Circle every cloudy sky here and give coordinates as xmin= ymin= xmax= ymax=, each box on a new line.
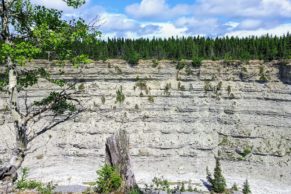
xmin=32 ymin=0 xmax=291 ymax=38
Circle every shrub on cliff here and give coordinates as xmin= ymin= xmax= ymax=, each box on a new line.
xmin=95 ymin=165 xmax=122 ymax=194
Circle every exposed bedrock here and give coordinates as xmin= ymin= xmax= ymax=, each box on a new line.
xmin=0 ymin=59 xmax=290 ymax=193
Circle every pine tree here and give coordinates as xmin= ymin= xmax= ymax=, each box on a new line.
xmin=242 ymin=179 xmax=251 ymax=194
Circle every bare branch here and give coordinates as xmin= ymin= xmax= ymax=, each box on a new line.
xmin=28 ymin=109 xmax=83 ymax=143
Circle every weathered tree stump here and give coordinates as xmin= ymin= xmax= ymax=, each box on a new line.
xmin=105 ymin=129 xmax=137 ymax=192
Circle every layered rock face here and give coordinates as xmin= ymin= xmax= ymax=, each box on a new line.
xmin=0 ymin=60 xmax=291 ymax=193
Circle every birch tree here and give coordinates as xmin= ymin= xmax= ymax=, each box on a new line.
xmin=0 ymin=0 xmax=99 ymax=187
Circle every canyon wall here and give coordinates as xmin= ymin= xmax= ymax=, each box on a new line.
xmin=0 ymin=59 xmax=291 ymax=193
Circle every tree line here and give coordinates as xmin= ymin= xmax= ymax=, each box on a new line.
xmin=34 ymin=34 xmax=290 ymax=61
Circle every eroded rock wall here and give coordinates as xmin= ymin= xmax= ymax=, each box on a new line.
xmin=0 ymin=60 xmax=291 ymax=193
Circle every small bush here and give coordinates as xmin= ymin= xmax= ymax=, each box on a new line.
xmin=135 ymin=80 xmax=147 ymax=91
xmin=152 ymin=177 xmax=170 ymax=193
xmin=239 ymin=146 xmax=253 ymax=157
xmin=128 ymin=186 xmax=142 ymax=194
xmin=192 ymin=57 xmax=202 ymax=68
xmin=204 ymin=81 xmax=213 ymax=93
xmin=242 ymin=179 xmax=251 ymax=194
xmin=101 ymin=96 xmax=106 ymax=104
xmin=116 ymin=87 xmax=125 ymax=104
xmin=185 ymin=65 xmax=192 ymax=75
xmin=16 ymin=168 xmax=55 ymax=194
xmin=148 ymin=96 xmax=154 ymax=103
xmin=114 ymin=66 xmax=122 ymax=74
xmin=152 ymin=59 xmax=159 ymax=68
xmin=176 ymin=60 xmax=187 ymax=70
xmin=125 ymin=51 xmax=140 ymax=65
xmin=231 ymin=183 xmax=239 ymax=191
xmin=164 ymin=83 xmax=171 ymax=96
xmin=78 ymin=83 xmax=85 ymax=91
xmin=95 ymin=165 xmax=122 ymax=194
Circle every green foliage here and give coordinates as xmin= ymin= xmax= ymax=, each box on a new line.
xmin=164 ymin=83 xmax=171 ymax=96
xmin=95 ymin=165 xmax=122 ymax=194
xmin=0 ymin=71 xmax=9 ymax=91
xmin=207 ymin=158 xmax=226 ymax=193
xmin=135 ymin=80 xmax=147 ymax=91
xmin=86 ymin=34 xmax=290 ymax=61
xmin=192 ymin=57 xmax=202 ymax=68
xmin=72 ymin=54 xmax=92 ymax=67
xmin=152 ymin=59 xmax=159 ymax=68
xmin=204 ymin=81 xmax=213 ymax=93
xmin=242 ymin=179 xmax=251 ymax=194
xmin=231 ymin=183 xmax=239 ymax=191
xmin=125 ymin=51 xmax=140 ymax=65
xmin=185 ymin=65 xmax=193 ymax=75
xmin=34 ymin=92 xmax=76 ymax=114
xmin=176 ymin=60 xmax=187 ymax=70
xmin=128 ymin=186 xmax=143 ymax=194
xmin=148 ymin=96 xmax=155 ymax=103
xmin=239 ymin=146 xmax=253 ymax=157
xmin=78 ymin=83 xmax=85 ymax=91
xmin=178 ymin=82 xmax=185 ymax=91
xmin=16 ymin=168 xmax=55 ymax=194
xmin=151 ymin=177 xmax=170 ymax=193
xmin=101 ymin=96 xmax=106 ymax=104
xmin=180 ymin=182 xmax=186 ymax=192
xmin=116 ymin=87 xmax=125 ymax=104
xmin=258 ymin=66 xmax=269 ymax=82
xmin=217 ymin=81 xmax=222 ymax=91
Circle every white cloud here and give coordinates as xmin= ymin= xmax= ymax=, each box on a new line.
xmin=225 ymin=23 xmax=291 ymax=37
xmin=125 ymin=0 xmax=191 ymax=19
xmin=175 ymin=17 xmax=221 ymax=36
xmin=224 ymin=21 xmax=240 ymax=30
xmin=100 ymin=13 xmax=138 ymax=32
xmin=238 ymin=19 xmax=262 ymax=30
xmin=31 ymin=0 xmax=76 ymax=11
xmin=194 ymin=0 xmax=291 ymax=18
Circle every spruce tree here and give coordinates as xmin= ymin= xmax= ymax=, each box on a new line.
xmin=206 ymin=158 xmax=226 ymax=193
xmin=242 ymin=179 xmax=251 ymax=194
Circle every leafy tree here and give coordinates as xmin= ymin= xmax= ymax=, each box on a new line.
xmin=0 ymin=0 xmax=99 ymax=186
xmin=242 ymin=179 xmax=251 ymax=194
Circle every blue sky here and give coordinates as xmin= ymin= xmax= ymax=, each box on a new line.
xmin=32 ymin=0 xmax=291 ymax=38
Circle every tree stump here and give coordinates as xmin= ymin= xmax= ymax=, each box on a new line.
xmin=105 ymin=129 xmax=137 ymax=192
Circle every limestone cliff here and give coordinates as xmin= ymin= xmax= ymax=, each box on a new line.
xmin=0 ymin=59 xmax=290 ymax=193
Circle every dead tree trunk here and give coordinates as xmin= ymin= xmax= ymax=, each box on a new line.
xmin=105 ymin=129 xmax=137 ymax=192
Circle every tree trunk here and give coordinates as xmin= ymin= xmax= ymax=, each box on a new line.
xmin=0 ymin=3 xmax=28 ymax=185
xmin=105 ymin=129 xmax=137 ymax=192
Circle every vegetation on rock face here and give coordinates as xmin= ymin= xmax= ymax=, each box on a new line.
xmin=116 ymin=87 xmax=125 ymax=104
xmin=192 ymin=57 xmax=202 ymax=68
xmin=95 ymin=165 xmax=122 ymax=194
